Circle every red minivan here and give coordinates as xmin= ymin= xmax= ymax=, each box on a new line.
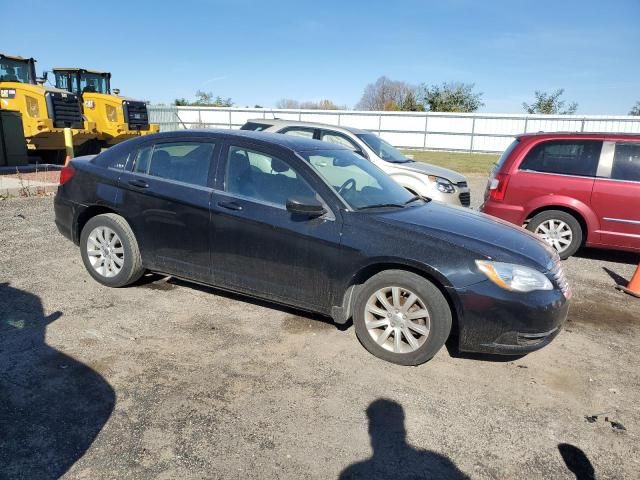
xmin=481 ymin=133 xmax=640 ymax=259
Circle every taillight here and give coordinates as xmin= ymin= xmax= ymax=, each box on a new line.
xmin=488 ymin=173 xmax=510 ymax=201
xmin=59 ymin=165 xmax=76 ymax=185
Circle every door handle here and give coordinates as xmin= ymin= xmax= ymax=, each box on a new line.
xmin=128 ymin=179 xmax=149 ymax=189
xmin=217 ymin=200 xmax=243 ymax=211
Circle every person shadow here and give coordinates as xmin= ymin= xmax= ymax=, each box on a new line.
xmin=0 ymin=282 xmax=115 ymax=479
xmin=558 ymin=443 xmax=596 ymax=480
xmin=339 ymin=399 xmax=469 ymax=480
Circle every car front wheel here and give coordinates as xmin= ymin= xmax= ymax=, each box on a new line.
xmin=80 ymin=213 xmax=144 ymax=287
xmin=353 ymin=270 xmax=452 ymax=366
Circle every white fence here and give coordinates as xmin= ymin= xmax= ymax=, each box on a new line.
xmin=148 ymin=106 xmax=640 ymax=154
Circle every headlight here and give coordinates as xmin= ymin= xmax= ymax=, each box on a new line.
xmin=25 ymin=96 xmax=40 ymax=118
xmin=475 ymin=260 xmax=553 ymax=292
xmin=428 ymin=175 xmax=455 ymax=194
xmin=105 ymin=104 xmax=118 ymax=122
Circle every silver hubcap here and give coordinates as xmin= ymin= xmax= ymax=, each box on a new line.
xmin=535 ymin=219 xmax=573 ymax=253
xmin=86 ymin=226 xmax=124 ymax=278
xmin=365 ymin=286 xmax=430 ymax=354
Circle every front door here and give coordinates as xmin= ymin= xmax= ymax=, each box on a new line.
xmin=210 ymin=142 xmax=343 ymax=310
xmin=592 ymin=141 xmax=640 ymax=250
xmin=118 ymin=138 xmax=218 ymax=281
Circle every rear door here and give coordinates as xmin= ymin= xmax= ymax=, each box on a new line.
xmin=118 ymin=137 xmax=218 ymax=281
xmin=209 ymin=141 xmax=343 ymax=310
xmin=591 ymin=141 xmax=640 ymax=249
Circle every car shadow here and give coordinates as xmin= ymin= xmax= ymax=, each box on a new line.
xmin=558 ymin=443 xmax=595 ymax=480
xmin=338 ymin=399 xmax=469 ymax=479
xmin=575 ymin=248 xmax=639 ymax=265
xmin=0 ymin=282 xmax=115 ymax=478
xmin=140 ymin=274 xmax=353 ymax=332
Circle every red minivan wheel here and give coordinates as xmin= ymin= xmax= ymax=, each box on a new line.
xmin=526 ymin=210 xmax=583 ymax=259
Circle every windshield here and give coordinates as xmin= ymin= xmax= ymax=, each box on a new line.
xmin=300 ymin=149 xmax=416 ymax=210
xmin=0 ymin=58 xmax=32 ymax=83
xmin=356 ymin=133 xmax=410 ymax=163
xmin=80 ymin=73 xmax=108 ymax=94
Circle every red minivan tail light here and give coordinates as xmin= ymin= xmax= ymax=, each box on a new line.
xmin=59 ymin=165 xmax=76 ymax=185
xmin=488 ymin=173 xmax=510 ymax=202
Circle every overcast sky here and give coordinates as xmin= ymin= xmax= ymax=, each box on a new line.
xmin=3 ymin=0 xmax=639 ymax=114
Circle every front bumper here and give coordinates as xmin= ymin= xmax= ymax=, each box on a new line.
xmin=453 ymin=279 xmax=569 ymax=355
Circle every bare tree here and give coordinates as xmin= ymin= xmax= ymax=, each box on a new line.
xmin=276 ymin=98 xmax=345 ymax=110
xmin=522 ymin=89 xmax=578 ymax=115
xmin=356 ymin=76 xmax=418 ymax=111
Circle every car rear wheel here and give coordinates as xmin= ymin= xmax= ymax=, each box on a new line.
xmin=80 ymin=213 xmax=144 ymax=287
xmin=353 ymin=270 xmax=452 ymax=366
xmin=526 ymin=210 xmax=583 ymax=259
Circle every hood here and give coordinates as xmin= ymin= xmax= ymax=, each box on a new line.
xmin=393 ymin=161 xmax=467 ymax=184
xmin=370 ymin=201 xmax=556 ymax=271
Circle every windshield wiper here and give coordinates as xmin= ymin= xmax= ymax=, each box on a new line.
xmin=356 ymin=203 xmax=405 ymax=210
xmin=403 ymin=195 xmax=424 ymax=205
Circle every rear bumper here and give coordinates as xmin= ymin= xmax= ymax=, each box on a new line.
xmin=480 ymin=200 xmax=525 ymax=226
xmin=454 ymin=280 xmax=569 ymax=355
xmin=54 ymin=192 xmax=80 ymax=244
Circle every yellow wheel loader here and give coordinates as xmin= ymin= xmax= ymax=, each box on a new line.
xmin=0 ymin=54 xmax=97 ymax=161
xmin=52 ymin=68 xmax=159 ymax=154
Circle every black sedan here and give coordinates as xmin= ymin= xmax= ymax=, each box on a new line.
xmin=54 ymin=130 xmax=570 ymax=365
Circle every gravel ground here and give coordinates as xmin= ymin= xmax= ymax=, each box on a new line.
xmin=1 ymin=176 xmax=639 ymax=479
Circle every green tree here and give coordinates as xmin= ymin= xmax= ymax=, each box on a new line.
xmin=421 ymin=82 xmax=483 ymax=112
xmin=175 ymin=91 xmax=234 ymax=107
xmin=629 ymin=102 xmax=640 ymax=116
xmin=522 ymin=89 xmax=578 ymax=114
xmin=173 ymin=98 xmax=189 ymax=106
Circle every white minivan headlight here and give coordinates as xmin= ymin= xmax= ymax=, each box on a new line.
xmin=476 ymin=260 xmax=553 ymax=292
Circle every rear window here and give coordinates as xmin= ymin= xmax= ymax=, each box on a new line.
xmin=611 ymin=143 xmax=640 ymax=182
xmin=494 ymin=139 xmax=520 ymax=172
xmin=519 ymin=140 xmax=602 ymax=177
xmin=240 ymin=122 xmax=271 ymax=131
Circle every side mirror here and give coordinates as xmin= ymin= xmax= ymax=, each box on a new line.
xmin=286 ymin=196 xmax=326 ymax=218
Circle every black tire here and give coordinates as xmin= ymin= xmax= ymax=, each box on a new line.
xmin=79 ymin=213 xmax=144 ymax=287
xmin=353 ymin=270 xmax=452 ymax=366
xmin=526 ymin=210 xmax=583 ymax=260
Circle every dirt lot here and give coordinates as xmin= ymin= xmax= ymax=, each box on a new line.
xmin=1 ymin=175 xmax=639 ymax=479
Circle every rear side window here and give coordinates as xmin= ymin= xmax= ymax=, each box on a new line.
xmin=131 ymin=141 xmax=215 ymax=187
xmin=240 ymin=122 xmax=271 ymax=131
xmin=92 ymin=142 xmax=131 ymax=170
xmin=520 ymin=140 xmax=602 ymax=177
xmin=611 ymin=143 xmax=640 ymax=182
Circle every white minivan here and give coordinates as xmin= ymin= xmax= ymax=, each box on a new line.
xmin=241 ymin=119 xmax=470 ymax=207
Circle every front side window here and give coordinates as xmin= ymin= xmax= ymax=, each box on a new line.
xmin=611 ymin=143 xmax=640 ymax=182
xmin=300 ymin=149 xmax=414 ymax=210
xmin=224 ymin=146 xmax=315 ymax=206
xmin=281 ymin=127 xmax=315 ymax=139
xmin=320 ymin=131 xmax=359 ymax=151
xmin=520 ymin=140 xmax=602 ymax=177
xmin=355 ymin=133 xmax=410 ymax=163
xmin=132 ymin=142 xmax=214 ymax=186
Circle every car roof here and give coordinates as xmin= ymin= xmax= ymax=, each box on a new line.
xmin=516 ymin=131 xmax=640 ymax=141
xmin=245 ymin=118 xmax=370 ymax=135
xmin=133 ymin=128 xmax=349 ymax=153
